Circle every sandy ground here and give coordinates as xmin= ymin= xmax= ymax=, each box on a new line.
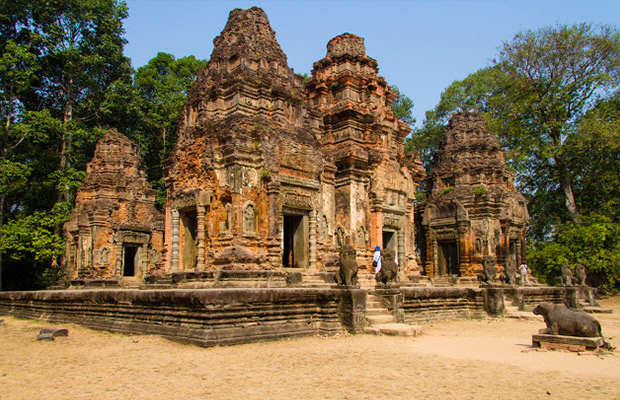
xmin=1 ymin=298 xmax=620 ymax=400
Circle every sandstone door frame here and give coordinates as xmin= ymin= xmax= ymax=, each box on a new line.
xmin=281 ymin=209 xmax=309 ymax=270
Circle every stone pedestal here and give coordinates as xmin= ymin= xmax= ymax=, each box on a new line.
xmin=532 ymin=333 xmax=609 ymax=352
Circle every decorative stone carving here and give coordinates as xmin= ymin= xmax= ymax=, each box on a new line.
xmin=335 ymin=244 xmax=358 ymax=286
xmin=356 ymin=226 xmax=367 ymax=249
xmin=561 ymin=263 xmax=573 ymax=286
xmin=376 ymin=248 xmax=398 ymax=286
xmin=99 ymin=247 xmax=109 ymax=267
xmin=477 ymin=255 xmax=498 ymax=284
xmin=575 ymin=264 xmax=587 ymax=286
xmin=533 ymin=302 xmax=603 ymax=337
xmin=499 ymin=257 xmax=517 ymax=285
xmin=243 ymin=203 xmax=257 ymax=235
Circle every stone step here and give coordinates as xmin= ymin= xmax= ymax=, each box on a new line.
xmin=365 ymin=323 xmax=421 ymax=337
xmin=366 ymin=314 xmax=396 ymax=325
xmin=366 ymin=308 xmax=390 ymax=316
xmin=582 ymin=306 xmax=613 ymax=314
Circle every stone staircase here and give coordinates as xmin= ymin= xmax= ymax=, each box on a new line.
xmin=300 ymin=274 xmax=332 ymax=288
xmin=364 ymin=293 xmax=421 ymax=336
xmin=121 ymin=279 xmax=143 ymax=290
xmin=502 ymin=295 xmax=540 ymax=320
xmin=429 ymin=276 xmax=454 ymax=287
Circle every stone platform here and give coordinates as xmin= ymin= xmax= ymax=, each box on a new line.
xmin=532 ymin=334 xmax=609 ymax=352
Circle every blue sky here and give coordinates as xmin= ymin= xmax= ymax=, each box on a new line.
xmin=124 ymin=0 xmax=620 ymax=127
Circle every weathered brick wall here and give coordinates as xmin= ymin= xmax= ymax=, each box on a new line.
xmin=0 ymin=288 xmax=365 ymax=347
xmin=401 ymin=287 xmax=487 ymax=323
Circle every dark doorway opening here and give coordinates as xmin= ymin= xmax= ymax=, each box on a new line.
xmin=283 ymin=214 xmax=307 ymax=268
xmin=437 ymin=240 xmax=459 ymax=276
xmin=182 ymin=210 xmax=197 ymax=270
xmin=382 ymin=231 xmax=396 ymax=253
xmin=123 ymin=245 xmax=138 ymax=277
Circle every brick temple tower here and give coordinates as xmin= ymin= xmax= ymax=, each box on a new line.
xmin=307 ymin=33 xmax=425 ymax=276
xmin=417 ymin=112 xmax=528 ymax=278
xmin=64 ymin=129 xmax=164 ymax=282
xmin=163 ymin=7 xmax=327 ymax=272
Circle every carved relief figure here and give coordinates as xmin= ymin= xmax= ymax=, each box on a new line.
xmin=99 ymin=247 xmax=109 ymax=266
xmin=243 ymin=203 xmax=256 ymax=234
xmin=356 ymin=226 xmax=367 ymax=249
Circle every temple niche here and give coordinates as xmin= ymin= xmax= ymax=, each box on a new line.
xmin=306 ymin=33 xmax=425 ymax=276
xmin=417 ymin=112 xmax=528 ymax=278
xmin=64 ymin=129 xmax=164 ymax=282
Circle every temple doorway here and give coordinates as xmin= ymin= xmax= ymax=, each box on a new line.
xmin=123 ymin=245 xmax=139 ymax=277
xmin=282 ymin=213 xmax=308 ymax=268
xmin=437 ymin=240 xmax=459 ymax=276
xmin=182 ymin=210 xmax=197 ymax=270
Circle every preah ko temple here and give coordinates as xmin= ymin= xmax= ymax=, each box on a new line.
xmin=63 ymin=7 xmax=525 ymax=284
xmin=0 ymin=7 xmax=607 ymax=347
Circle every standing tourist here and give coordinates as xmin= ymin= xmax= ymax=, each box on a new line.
xmin=373 ymin=246 xmax=382 ymax=276
xmin=519 ymin=262 xmax=529 ymax=286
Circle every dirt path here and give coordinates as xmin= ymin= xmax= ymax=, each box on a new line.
xmin=1 ymin=297 xmax=620 ymax=400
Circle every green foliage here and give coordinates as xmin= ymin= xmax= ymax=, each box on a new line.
xmin=407 ymin=66 xmax=506 ymax=167
xmin=473 ymin=186 xmax=487 ymax=196
xmin=1 ymin=202 xmax=71 ymax=262
xmin=121 ymin=52 xmax=206 ymax=183
xmin=440 ymin=187 xmax=454 ymax=196
xmin=528 ymin=214 xmax=620 ymax=292
xmin=390 ymin=85 xmax=415 ymax=127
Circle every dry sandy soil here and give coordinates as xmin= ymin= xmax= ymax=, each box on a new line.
xmin=2 ymin=297 xmax=620 ymax=400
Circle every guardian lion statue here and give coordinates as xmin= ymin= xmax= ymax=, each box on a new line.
xmin=335 ymin=244 xmax=358 ymax=286
xmin=376 ymin=248 xmax=398 ymax=286
xmin=560 ymin=263 xmax=573 ymax=286
xmin=575 ymin=264 xmax=587 ymax=286
xmin=477 ymin=255 xmax=498 ymax=285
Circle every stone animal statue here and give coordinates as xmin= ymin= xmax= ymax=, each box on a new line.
xmin=560 ymin=263 xmax=573 ymax=286
xmin=376 ymin=248 xmax=398 ymax=285
xmin=575 ymin=264 xmax=587 ymax=286
xmin=477 ymin=255 xmax=498 ymax=284
xmin=335 ymin=244 xmax=358 ymax=286
xmin=499 ymin=258 xmax=517 ymax=285
xmin=533 ymin=302 xmax=602 ymax=337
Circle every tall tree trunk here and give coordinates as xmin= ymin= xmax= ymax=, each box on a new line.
xmin=0 ymin=84 xmax=14 ymax=291
xmin=554 ymin=155 xmax=580 ymax=224
xmin=58 ymin=72 xmax=73 ymax=204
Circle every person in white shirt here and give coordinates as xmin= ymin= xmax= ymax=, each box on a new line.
xmin=373 ymin=246 xmax=381 ymax=276
xmin=519 ymin=262 xmax=529 ymax=286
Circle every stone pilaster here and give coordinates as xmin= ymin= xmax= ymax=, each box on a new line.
xmin=171 ymin=209 xmax=180 ymax=272
xmin=196 ymin=205 xmax=206 ymax=271
xmin=309 ymin=209 xmax=317 ymax=272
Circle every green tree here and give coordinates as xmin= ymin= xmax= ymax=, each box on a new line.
xmin=497 ymin=23 xmax=620 ymax=224
xmin=27 ymin=0 xmax=131 ymax=203
xmin=390 ymin=85 xmax=415 ymax=127
xmin=411 ymin=24 xmax=620 ymax=289
xmin=132 ymin=53 xmax=206 ymax=181
xmin=407 ymin=66 xmax=505 ymax=167
xmin=0 ymin=0 xmax=131 ymax=290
